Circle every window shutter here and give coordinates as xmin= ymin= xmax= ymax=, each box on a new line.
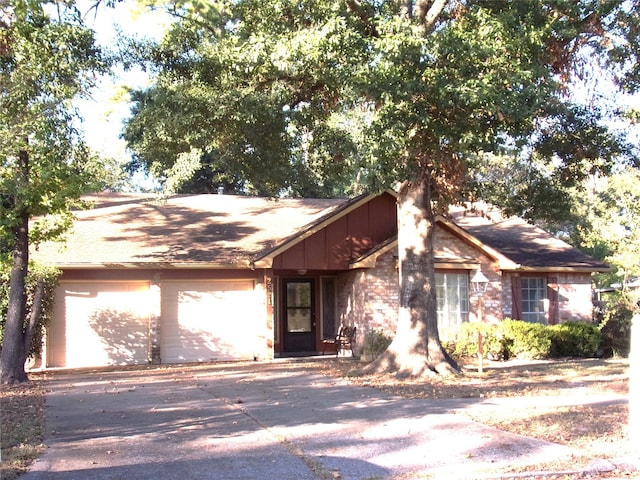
xmin=511 ymin=274 xmax=522 ymax=320
xmin=548 ymin=276 xmax=559 ymax=325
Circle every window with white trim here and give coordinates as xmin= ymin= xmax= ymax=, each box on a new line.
xmin=436 ymin=272 xmax=469 ymax=330
xmin=521 ymin=277 xmax=547 ymax=324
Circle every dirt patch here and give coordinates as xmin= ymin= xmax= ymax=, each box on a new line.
xmin=0 ymin=374 xmax=46 ymax=480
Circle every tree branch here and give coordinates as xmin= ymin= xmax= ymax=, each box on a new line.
xmin=417 ymin=0 xmax=449 ymax=34
xmin=346 ymin=0 xmax=379 ymax=37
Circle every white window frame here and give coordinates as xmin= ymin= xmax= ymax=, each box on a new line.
xmin=436 ymin=272 xmax=470 ymax=331
xmin=521 ymin=276 xmax=548 ymax=324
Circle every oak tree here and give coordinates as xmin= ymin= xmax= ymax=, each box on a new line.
xmin=124 ymin=0 xmax=638 ymax=376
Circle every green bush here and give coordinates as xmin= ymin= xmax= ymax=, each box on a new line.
xmin=0 ymin=260 xmax=61 ymax=359
xmin=496 ymin=319 xmax=552 ymax=360
xmin=549 ymin=321 xmax=600 ymax=358
xmin=446 ymin=322 xmax=506 ymax=361
xmin=445 ymin=318 xmax=607 ymax=362
xmin=597 ymin=295 xmax=632 ymax=358
xmin=362 ymin=329 xmax=392 ymax=358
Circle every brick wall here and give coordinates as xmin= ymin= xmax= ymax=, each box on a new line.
xmin=557 ymin=272 xmax=593 ymax=322
xmin=337 ymin=252 xmax=398 ymax=354
xmin=335 ymin=225 xmax=596 ymax=355
xmin=502 ymin=271 xmax=595 ymax=323
xmin=435 ymin=227 xmax=504 ymax=324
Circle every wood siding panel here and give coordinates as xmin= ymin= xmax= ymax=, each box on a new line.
xmin=272 ymin=193 xmax=398 ymax=271
xmin=326 ymin=216 xmax=350 ymax=269
xmin=369 ymin=194 xmax=397 ymax=243
xmin=278 ymin=241 xmax=306 ymax=269
xmin=346 ymin=206 xmax=373 ymax=259
xmin=305 ymin=229 xmax=327 ymax=269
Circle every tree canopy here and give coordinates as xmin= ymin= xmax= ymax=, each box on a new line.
xmin=0 ymin=0 xmax=106 ymax=383
xmin=122 ymin=0 xmax=638 ymax=376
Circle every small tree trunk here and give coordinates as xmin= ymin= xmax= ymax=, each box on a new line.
xmin=629 ymin=312 xmax=639 ymax=450
xmin=0 ymin=212 xmax=30 ymax=384
xmin=24 ymin=278 xmax=45 ymax=358
xmin=364 ymin=175 xmax=460 ymax=377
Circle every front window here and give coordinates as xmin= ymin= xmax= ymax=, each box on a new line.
xmin=521 ymin=277 xmax=547 ymax=324
xmin=436 ymin=272 xmax=469 ymax=331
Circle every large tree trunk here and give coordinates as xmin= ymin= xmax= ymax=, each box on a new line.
xmin=364 ymin=175 xmax=460 ymax=377
xmin=1 ymin=211 xmax=30 ymax=384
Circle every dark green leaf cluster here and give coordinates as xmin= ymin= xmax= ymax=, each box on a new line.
xmin=446 ymin=319 xmax=602 ymax=361
xmin=123 ymin=0 xmax=637 ymax=202
xmin=0 ymin=260 xmax=61 ymax=359
xmin=1 ymin=0 xmax=107 ymax=247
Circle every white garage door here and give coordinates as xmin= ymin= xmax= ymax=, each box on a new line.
xmin=160 ymin=280 xmax=261 ymax=363
xmin=48 ymin=282 xmax=151 ymax=368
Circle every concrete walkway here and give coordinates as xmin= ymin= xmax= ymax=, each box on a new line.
xmin=24 ymin=361 xmax=621 ymax=480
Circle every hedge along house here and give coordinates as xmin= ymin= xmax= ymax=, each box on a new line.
xmin=33 ymin=192 xmax=609 ymax=369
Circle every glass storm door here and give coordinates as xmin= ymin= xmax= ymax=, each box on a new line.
xmin=284 ymin=279 xmax=315 ymax=353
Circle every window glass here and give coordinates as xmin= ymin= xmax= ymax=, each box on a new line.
xmin=521 ymin=277 xmax=547 ymax=323
xmin=286 ymin=282 xmax=312 ymax=332
xmin=436 ymin=272 xmax=469 ymax=331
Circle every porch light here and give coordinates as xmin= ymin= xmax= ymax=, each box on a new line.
xmin=470 ymin=269 xmax=489 ymax=294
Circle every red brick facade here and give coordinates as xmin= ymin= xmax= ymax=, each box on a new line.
xmin=336 ymin=224 xmax=596 ymax=354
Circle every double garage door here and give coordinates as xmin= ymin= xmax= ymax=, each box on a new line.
xmin=48 ymin=280 xmax=261 ymax=368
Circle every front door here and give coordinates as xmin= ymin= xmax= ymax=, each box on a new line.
xmin=283 ymin=279 xmax=315 ymax=353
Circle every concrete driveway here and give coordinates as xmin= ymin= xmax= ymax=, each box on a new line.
xmin=24 ymin=360 xmax=616 ymax=480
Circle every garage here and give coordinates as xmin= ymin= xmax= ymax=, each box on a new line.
xmin=48 ymin=281 xmax=151 ymax=368
xmin=160 ymin=280 xmax=263 ymax=363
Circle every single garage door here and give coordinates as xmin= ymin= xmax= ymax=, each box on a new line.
xmin=160 ymin=280 xmax=261 ymax=363
xmin=48 ymin=282 xmax=151 ymax=368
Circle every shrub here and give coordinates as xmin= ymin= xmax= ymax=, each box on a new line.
xmin=362 ymin=329 xmax=392 ymax=358
xmin=445 ymin=318 xmax=608 ymax=362
xmin=446 ymin=322 xmax=506 ymax=361
xmin=0 ymin=261 xmax=61 ymax=359
xmin=549 ymin=321 xmax=600 ymax=358
xmin=597 ymin=295 xmax=633 ymax=358
xmin=497 ymin=319 xmax=552 ymax=360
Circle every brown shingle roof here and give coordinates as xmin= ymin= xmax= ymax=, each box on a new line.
xmin=35 ymin=193 xmax=346 ymax=268
xmin=449 ymin=207 xmax=609 ymax=271
xmin=35 ymin=194 xmax=609 ymax=272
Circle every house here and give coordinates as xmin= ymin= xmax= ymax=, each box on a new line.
xmin=33 ymin=192 xmax=609 ymax=369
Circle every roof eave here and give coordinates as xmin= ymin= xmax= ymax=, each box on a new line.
xmin=51 ymin=261 xmax=254 ymax=270
xmin=505 ymin=265 xmax=613 ymax=274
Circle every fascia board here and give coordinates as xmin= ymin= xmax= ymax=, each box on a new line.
xmin=52 ymin=261 xmax=254 ymax=270
xmin=435 ymin=215 xmax=519 ymax=270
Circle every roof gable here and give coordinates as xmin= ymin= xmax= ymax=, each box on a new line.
xmin=348 ymin=204 xmax=609 ymax=273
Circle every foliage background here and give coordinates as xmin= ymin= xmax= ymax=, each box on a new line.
xmin=0 ymin=261 xmax=60 ymax=359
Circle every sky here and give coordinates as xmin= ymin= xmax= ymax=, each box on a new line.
xmin=74 ymin=1 xmax=170 ymax=176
